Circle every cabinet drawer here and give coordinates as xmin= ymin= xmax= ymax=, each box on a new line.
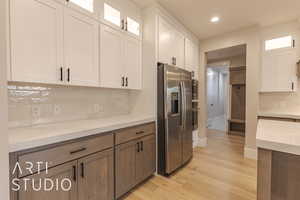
xmin=116 ymin=122 xmax=155 ymax=145
xmin=17 ymin=133 xmax=113 ymax=177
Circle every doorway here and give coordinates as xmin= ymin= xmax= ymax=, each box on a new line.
xmin=206 ymin=66 xmax=229 ymax=132
xmin=206 ymin=44 xmax=247 ymax=137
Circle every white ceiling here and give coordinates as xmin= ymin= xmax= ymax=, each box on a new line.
xmin=133 ymin=0 xmax=300 ymax=39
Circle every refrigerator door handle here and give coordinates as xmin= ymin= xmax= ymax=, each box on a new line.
xmin=180 ymin=81 xmax=185 ymax=128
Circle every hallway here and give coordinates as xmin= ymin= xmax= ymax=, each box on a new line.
xmin=125 ymin=129 xmax=257 ymax=200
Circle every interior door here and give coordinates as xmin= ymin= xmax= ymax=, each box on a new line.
xmin=181 ymin=70 xmax=193 ymax=163
xmin=165 ymin=65 xmax=183 ymax=174
xmin=10 ymin=0 xmax=63 ymax=84
xmin=19 ymin=161 xmax=77 ymax=200
xmin=115 ymin=140 xmax=136 ymax=199
xmin=124 ymin=35 xmax=142 ymax=89
xmin=100 ymin=24 xmax=124 ymax=89
xmin=78 ymin=149 xmax=114 ymax=200
xmin=64 ymin=8 xmax=99 ymax=87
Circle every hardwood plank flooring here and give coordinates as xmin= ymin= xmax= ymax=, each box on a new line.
xmin=124 ymin=129 xmax=257 ymax=200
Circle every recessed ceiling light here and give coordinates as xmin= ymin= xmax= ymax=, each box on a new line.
xmin=211 ymin=16 xmax=220 ymax=23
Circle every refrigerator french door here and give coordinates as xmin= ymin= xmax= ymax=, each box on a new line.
xmin=157 ymin=63 xmax=193 ymax=176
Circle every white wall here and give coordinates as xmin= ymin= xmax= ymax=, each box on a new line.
xmin=0 ymin=0 xmax=9 ymax=198
xmin=199 ymin=26 xmax=261 ymax=158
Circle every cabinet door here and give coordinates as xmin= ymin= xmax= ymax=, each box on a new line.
xmin=67 ymin=0 xmax=97 ymax=19
xmin=172 ymin=29 xmax=185 ymax=68
xmin=124 ymin=36 xmax=142 ymax=90
xmin=261 ymin=49 xmax=298 ymax=92
xmin=64 ymin=8 xmax=99 ymax=87
xmin=115 ymin=140 xmax=137 ymax=199
xmin=100 ymin=24 xmax=124 ymax=88
xmin=136 ymin=135 xmax=156 ymax=183
xmin=123 ymin=0 xmax=142 ymax=40
xmin=78 ymin=149 xmax=114 ymax=200
xmin=10 ymin=0 xmax=63 ymax=84
xmin=158 ymin=17 xmax=173 ymax=65
xmin=18 ymin=161 xmax=77 ymax=200
xmin=185 ymin=38 xmax=194 ymax=71
xmin=101 ymin=0 xmax=123 ymax=29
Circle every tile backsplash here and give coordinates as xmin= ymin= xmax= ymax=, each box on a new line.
xmin=8 ymin=83 xmax=130 ymax=128
xmin=259 ymin=82 xmax=300 ymax=114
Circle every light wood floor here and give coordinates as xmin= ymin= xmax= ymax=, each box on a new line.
xmin=125 ymin=129 xmax=257 ymax=200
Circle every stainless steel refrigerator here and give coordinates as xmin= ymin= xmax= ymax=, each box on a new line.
xmin=157 ymin=63 xmax=193 ymax=176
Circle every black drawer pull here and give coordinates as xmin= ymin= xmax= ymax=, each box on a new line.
xmin=137 ymin=142 xmax=140 ymax=152
xmin=136 ymin=131 xmax=145 ymax=135
xmin=81 ymin=163 xmax=84 ymax=178
xmin=70 ymin=147 xmax=87 ymax=155
xmin=73 ymin=165 xmax=76 ymax=182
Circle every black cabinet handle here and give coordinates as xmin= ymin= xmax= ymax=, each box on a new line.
xmin=136 ymin=131 xmax=145 ymax=135
xmin=70 ymin=147 xmax=87 ymax=155
xmin=122 ymin=77 xmax=125 ymax=87
xmin=67 ymin=68 xmax=70 ymax=82
xmin=125 ymin=21 xmax=128 ymax=31
xmin=125 ymin=77 xmax=128 ymax=87
xmin=80 ymin=163 xmax=84 ymax=178
xmin=292 ymin=82 xmax=295 ymax=90
xmin=73 ymin=165 xmax=76 ymax=182
xmin=121 ymin=19 xmax=125 ymax=30
xmin=60 ymin=67 xmax=63 ymax=81
xmin=137 ymin=142 xmax=140 ymax=152
xmin=141 ymin=141 xmax=144 ymax=151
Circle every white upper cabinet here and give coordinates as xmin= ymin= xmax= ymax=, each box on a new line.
xmin=185 ymin=38 xmax=199 ymax=79
xmin=100 ymin=24 xmax=124 ymax=89
xmin=261 ymin=35 xmax=298 ymax=92
xmin=64 ymin=8 xmax=99 ymax=87
xmin=172 ymin=30 xmax=185 ymax=67
xmin=10 ymin=0 xmax=63 ymax=84
xmin=158 ymin=16 xmax=185 ymax=68
xmin=124 ymin=35 xmax=142 ymax=90
xmin=100 ymin=24 xmax=141 ymax=90
xmin=9 ymin=0 xmax=142 ymax=89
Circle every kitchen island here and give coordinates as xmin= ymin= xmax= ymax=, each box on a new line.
xmin=257 ymin=119 xmax=300 ymax=200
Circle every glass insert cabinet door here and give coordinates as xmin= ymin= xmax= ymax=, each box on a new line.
xmin=103 ymin=3 xmax=121 ymax=27
xmin=126 ymin=17 xmax=140 ymax=36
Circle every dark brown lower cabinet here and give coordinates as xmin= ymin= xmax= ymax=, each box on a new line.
xmin=136 ymin=135 xmax=156 ymax=183
xmin=18 ymin=149 xmax=114 ymax=200
xmin=116 ymin=134 xmax=156 ymax=199
xmin=19 ymin=161 xmax=78 ymax=200
xmin=115 ymin=140 xmax=137 ymax=199
xmin=78 ymin=149 xmax=114 ymax=200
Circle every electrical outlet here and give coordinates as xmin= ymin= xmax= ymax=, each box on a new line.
xmin=54 ymin=104 xmax=62 ymax=115
xmin=31 ymin=105 xmax=41 ymax=118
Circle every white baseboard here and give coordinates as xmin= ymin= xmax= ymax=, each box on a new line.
xmin=198 ymin=137 xmax=208 ymax=147
xmin=244 ymin=147 xmax=258 ymax=160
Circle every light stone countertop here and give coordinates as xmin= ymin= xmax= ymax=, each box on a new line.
xmin=258 ymin=111 xmax=300 ymax=120
xmin=256 ymin=119 xmax=300 ymax=155
xmin=9 ymin=115 xmax=156 ymax=153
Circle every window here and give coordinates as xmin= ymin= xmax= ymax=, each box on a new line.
xmin=70 ymin=0 xmax=94 ymax=12
xmin=127 ymin=17 xmax=140 ymax=36
xmin=265 ymin=36 xmax=293 ymax=51
xmin=104 ymin=3 xmax=121 ymax=27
